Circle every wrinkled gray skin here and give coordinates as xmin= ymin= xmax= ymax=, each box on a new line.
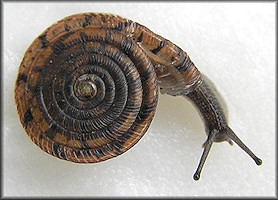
xmin=159 ymin=73 xmax=262 ymax=181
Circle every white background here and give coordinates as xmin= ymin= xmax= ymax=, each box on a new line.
xmin=3 ymin=2 xmax=276 ymax=197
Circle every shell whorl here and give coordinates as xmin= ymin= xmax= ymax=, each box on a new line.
xmin=15 ymin=14 xmax=158 ymax=163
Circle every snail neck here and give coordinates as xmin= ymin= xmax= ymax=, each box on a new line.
xmin=184 ymin=74 xmax=262 ymax=181
xmin=186 ymin=74 xmax=229 ymax=141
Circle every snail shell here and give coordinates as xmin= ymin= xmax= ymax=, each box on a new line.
xmin=15 ymin=13 xmax=160 ymax=163
xmin=15 ymin=12 xmax=262 ymax=180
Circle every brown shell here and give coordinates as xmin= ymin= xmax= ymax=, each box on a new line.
xmin=15 ymin=13 xmax=200 ymax=163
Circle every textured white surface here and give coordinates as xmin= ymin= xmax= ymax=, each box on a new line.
xmin=3 ymin=2 xmax=275 ymax=197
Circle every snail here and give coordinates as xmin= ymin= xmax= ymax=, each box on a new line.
xmin=14 ymin=12 xmax=262 ymax=181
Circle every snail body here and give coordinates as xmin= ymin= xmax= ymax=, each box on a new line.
xmin=14 ymin=13 xmax=262 ymax=180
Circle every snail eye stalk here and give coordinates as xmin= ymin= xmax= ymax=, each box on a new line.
xmin=193 ymin=130 xmax=217 ymax=181
xmin=225 ymin=127 xmax=262 ymax=166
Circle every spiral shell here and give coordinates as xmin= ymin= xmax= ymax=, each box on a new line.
xmin=15 ymin=13 xmax=158 ymax=162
